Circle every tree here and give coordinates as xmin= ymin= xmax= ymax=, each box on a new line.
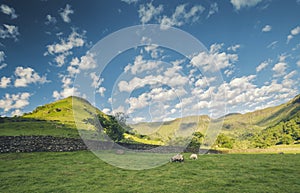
xmin=186 ymin=132 xmax=204 ymax=153
xmin=85 ymin=114 xmax=126 ymax=142
xmin=215 ymin=133 xmax=234 ymax=149
xmin=114 ymin=112 xmax=133 ymax=134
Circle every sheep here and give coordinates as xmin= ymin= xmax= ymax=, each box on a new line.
xmin=189 ymin=153 xmax=198 ymax=160
xmin=170 ymin=154 xmax=184 ymax=162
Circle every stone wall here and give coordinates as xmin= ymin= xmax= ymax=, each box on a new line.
xmin=0 ymin=136 xmax=221 ymax=154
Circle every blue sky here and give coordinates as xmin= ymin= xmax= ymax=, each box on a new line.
xmin=0 ymin=0 xmax=299 ymax=122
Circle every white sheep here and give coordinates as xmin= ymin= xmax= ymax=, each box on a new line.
xmin=189 ymin=153 xmax=198 ymax=160
xmin=170 ymin=154 xmax=184 ymax=162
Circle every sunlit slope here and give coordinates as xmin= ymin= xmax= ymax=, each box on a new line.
xmin=23 ymin=96 xmax=106 ymax=130
xmin=132 ymin=94 xmax=300 ymax=141
xmin=131 ymin=115 xmax=211 ymax=142
xmin=221 ymin=94 xmax=300 ymax=138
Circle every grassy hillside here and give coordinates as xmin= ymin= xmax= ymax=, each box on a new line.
xmin=1 ymin=96 xmax=109 ymax=139
xmin=1 ymin=152 xmax=299 ymax=192
xmin=131 ymin=94 xmax=300 ymax=148
xmin=23 ymin=96 xmax=105 ymax=130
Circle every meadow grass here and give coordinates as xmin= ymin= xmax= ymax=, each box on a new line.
xmin=1 ymin=151 xmax=299 ymax=192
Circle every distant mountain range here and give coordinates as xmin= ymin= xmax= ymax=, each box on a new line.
xmin=1 ymin=94 xmax=299 ymax=149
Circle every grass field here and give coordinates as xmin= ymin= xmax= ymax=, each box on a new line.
xmin=1 ymin=151 xmax=299 ymax=192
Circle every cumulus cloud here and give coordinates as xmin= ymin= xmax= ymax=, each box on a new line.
xmin=45 ymin=30 xmax=86 ymax=66
xmin=0 ymin=63 xmax=7 ymax=70
xmin=191 ymin=43 xmax=238 ymax=72
xmin=227 ymin=44 xmax=241 ymax=52
xmin=70 ymin=52 xmax=97 ymax=70
xmin=102 ymin=108 xmax=111 ymax=114
xmin=0 ymin=92 xmax=31 ymax=115
xmin=0 ymin=51 xmax=5 ymax=62
xmin=124 ymin=55 xmax=162 ymax=74
xmin=159 ymin=4 xmax=205 ymax=30
xmin=59 ymin=4 xmax=74 ymax=23
xmin=121 ymin=0 xmax=139 ymax=4
xmin=139 ymin=2 xmax=163 ymax=24
xmin=45 ymin=14 xmax=57 ymax=25
xmin=90 ymin=72 xmax=103 ymax=88
xmin=207 ymin=2 xmax=218 ymax=18
xmin=52 ymin=76 xmax=79 ymax=100
xmin=230 ymin=0 xmax=263 ymax=10
xmin=46 ymin=31 xmax=85 ymax=55
xmin=14 ymin=67 xmax=49 ymax=87
xmin=272 ymin=62 xmax=287 ymax=77
xmin=262 ymin=25 xmax=272 ymax=32
xmin=0 ymin=4 xmax=18 ymax=19
xmin=287 ymin=26 xmax=300 ymax=43
xmin=0 ymin=24 xmax=19 ymax=40
xmin=256 ymin=59 xmax=271 ymax=72
xmin=0 ymin=76 xmax=11 ymax=88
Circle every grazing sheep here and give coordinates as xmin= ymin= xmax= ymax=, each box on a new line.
xmin=170 ymin=154 xmax=184 ymax=162
xmin=190 ymin=153 xmax=198 ymax=160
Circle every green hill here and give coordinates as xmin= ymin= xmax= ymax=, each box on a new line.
xmin=23 ymin=96 xmax=105 ymax=130
xmin=0 ymin=96 xmax=108 ymax=139
xmin=131 ymin=94 xmax=300 ymax=148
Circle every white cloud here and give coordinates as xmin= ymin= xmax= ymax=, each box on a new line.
xmin=11 ymin=109 xmax=23 ymax=116
xmin=0 ymin=4 xmax=18 ymax=19
xmin=267 ymin=41 xmax=278 ymax=49
xmin=256 ymin=59 xmax=271 ymax=72
xmin=291 ymin=26 xmax=300 ymax=35
xmin=287 ymin=26 xmax=300 ymax=43
xmin=90 ymin=72 xmax=104 ymax=88
xmin=207 ymin=2 xmax=218 ymax=18
xmin=159 ymin=4 xmax=205 ymax=30
xmin=0 ymin=51 xmax=5 ymax=62
xmin=0 ymin=92 xmax=31 ymax=113
xmin=297 ymin=60 xmax=300 ymax=67
xmin=45 ymin=14 xmax=57 ymax=25
xmin=54 ymin=54 xmax=66 ymax=67
xmin=46 ymin=30 xmax=86 ymax=66
xmin=102 ymin=108 xmax=111 ymax=114
xmin=0 ymin=24 xmax=19 ymax=40
xmin=59 ymin=4 xmax=74 ymax=23
xmin=47 ymin=30 xmax=85 ymax=55
xmin=0 ymin=76 xmax=11 ymax=88
xmin=230 ymin=0 xmax=263 ymax=10
xmin=74 ymin=53 xmax=97 ymax=70
xmin=227 ymin=44 xmax=241 ymax=52
xmin=132 ymin=117 xmax=146 ymax=123
xmin=191 ymin=43 xmax=238 ymax=72
xmin=52 ymin=76 xmax=79 ymax=100
xmin=121 ymin=0 xmax=139 ymax=4
xmin=14 ymin=67 xmax=49 ymax=87
xmin=139 ymin=3 xmax=163 ymax=24
xmin=124 ymin=55 xmax=162 ymax=74
xmin=272 ymin=62 xmax=287 ymax=77
xmin=262 ymin=25 xmax=272 ymax=32
xmin=0 ymin=63 xmax=7 ymax=70
xmin=97 ymin=87 xmax=106 ymax=97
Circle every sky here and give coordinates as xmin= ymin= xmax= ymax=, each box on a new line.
xmin=0 ymin=0 xmax=299 ymax=123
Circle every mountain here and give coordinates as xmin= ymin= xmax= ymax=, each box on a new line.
xmin=131 ymin=94 xmax=300 ymax=147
